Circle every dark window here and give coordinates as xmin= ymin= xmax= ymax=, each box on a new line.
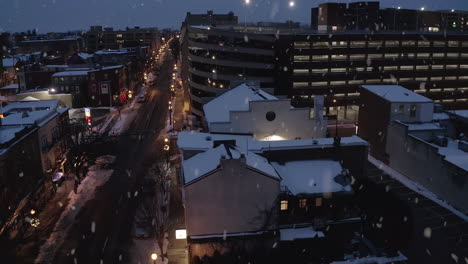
xmin=410 ymin=105 xmax=417 ymax=117
xmin=266 ymin=111 xmax=276 ymax=121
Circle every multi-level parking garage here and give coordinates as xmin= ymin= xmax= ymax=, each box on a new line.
xmin=181 ymin=22 xmax=468 ymax=121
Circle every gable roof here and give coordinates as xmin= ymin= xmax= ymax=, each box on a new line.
xmin=182 ymin=144 xmax=279 ymax=184
xmin=272 ymin=160 xmax=352 ymax=195
xmin=203 ymin=83 xmax=277 ymax=123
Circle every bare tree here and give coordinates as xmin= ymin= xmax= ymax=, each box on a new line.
xmin=147 ymin=159 xmax=173 ymax=261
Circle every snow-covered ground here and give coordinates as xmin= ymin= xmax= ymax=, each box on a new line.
xmin=35 ymin=157 xmax=115 ymax=264
xmin=368 ymin=155 xmax=468 ymax=222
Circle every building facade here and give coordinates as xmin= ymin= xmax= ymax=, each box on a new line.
xmin=312 ymin=1 xmax=468 ymax=33
xmin=86 ymin=26 xmax=159 ymax=53
xmin=181 ymin=9 xmax=468 ymax=122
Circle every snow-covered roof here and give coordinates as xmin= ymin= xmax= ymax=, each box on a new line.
xmin=78 ymin=52 xmax=94 ymax=60
xmin=407 ymin=122 xmax=445 ymax=131
xmin=279 ymin=227 xmax=325 ymax=241
xmin=361 ymin=85 xmax=433 ymax=103
xmin=20 ymin=37 xmax=81 ymax=43
xmin=88 ymin=65 xmax=124 ymax=72
xmin=52 ymin=70 xmax=89 ymax=77
xmin=272 ymin=160 xmax=352 ymax=195
xmin=95 ymin=50 xmax=132 ymax=55
xmin=1 ymin=109 xmax=66 ymax=127
xmin=43 ymin=65 xmax=69 ymax=68
xmin=433 ymin=139 xmax=468 ymax=171
xmin=182 ymin=144 xmax=279 ymax=184
xmin=0 ymin=126 xmax=27 ymax=144
xmin=0 ymin=84 xmax=19 ymax=90
xmin=203 ymin=83 xmax=277 ymax=123
xmin=177 ymin=132 xmax=368 ymax=153
xmin=1 ymin=100 xmax=63 ymax=114
xmin=433 ymin=112 xmax=450 ymax=121
xmin=452 ymin=110 xmax=468 ymax=119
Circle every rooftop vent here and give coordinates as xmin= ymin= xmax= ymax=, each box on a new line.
xmin=205 ymin=136 xmax=212 ymax=141
xmin=22 ymin=111 xmax=29 ymax=118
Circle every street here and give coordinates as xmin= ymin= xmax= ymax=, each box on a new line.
xmin=47 ymin=47 xmax=182 ymax=264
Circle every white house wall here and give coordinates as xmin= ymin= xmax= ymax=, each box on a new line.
xmin=208 ymin=100 xmax=326 ymax=140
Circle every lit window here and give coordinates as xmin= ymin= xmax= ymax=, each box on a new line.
xmin=349 ymin=54 xmax=365 ymax=60
xmin=433 ymin=53 xmax=445 ymax=58
xmin=280 ymin=200 xmax=288 ymax=211
xmin=432 ymin=65 xmax=444 ymax=70
xmin=299 ymin=199 xmax=307 ymax=208
xmin=331 ymin=41 xmax=347 ymax=47
xmin=311 ymin=68 xmax=328 ymax=73
xmin=416 ymin=65 xmax=429 ymax=70
xmin=311 ymin=55 xmax=328 ymax=61
xmin=294 ymin=55 xmax=310 ymax=62
xmin=293 ymin=69 xmax=309 ymax=75
xmin=348 ymin=80 xmax=364 ymax=85
xmin=384 ymin=66 xmax=398 ymax=71
xmin=330 ymin=81 xmax=346 ymax=85
xmin=350 ymin=41 xmax=366 ymax=48
xmin=315 ymin=197 xmax=323 ymax=207
xmin=368 ymin=41 xmax=382 ymax=48
xmin=401 ymin=41 xmax=415 ymax=46
xmin=433 ymin=41 xmax=445 ymax=47
xmin=293 ymin=82 xmax=308 ymax=88
xmin=384 ymin=53 xmax=399 ymax=58
xmin=417 ymin=53 xmax=430 ymax=58
xmin=311 ymin=81 xmax=327 ymax=86
xmin=418 ymin=41 xmax=430 ymax=47
xmin=312 ymin=42 xmax=329 ymax=48
xmin=330 ymin=68 xmax=346 ymax=73
xmin=385 ymin=40 xmax=399 ymax=47
xmin=294 ymin=42 xmax=309 ymax=49
xmin=368 ymin=54 xmax=382 ymax=59
xmin=331 ymin=54 xmax=346 ymax=60
xmin=400 ymin=66 xmax=413 ymax=71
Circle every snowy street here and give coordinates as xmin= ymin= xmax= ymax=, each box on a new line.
xmin=35 ymin=47 xmax=184 ymax=264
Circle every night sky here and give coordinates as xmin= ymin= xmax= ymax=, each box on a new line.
xmin=1 ymin=0 xmax=468 ymax=33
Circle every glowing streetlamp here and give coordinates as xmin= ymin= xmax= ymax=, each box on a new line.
xmin=244 ymin=0 xmax=250 ymax=5
xmin=30 ymin=209 xmax=36 ymax=215
xmin=151 ymin=253 xmax=158 ymax=264
xmin=289 ymin=1 xmax=295 ymax=8
xmin=420 ymin=7 xmax=425 ymax=11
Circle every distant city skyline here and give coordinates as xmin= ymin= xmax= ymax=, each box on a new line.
xmin=1 ymin=0 xmax=468 ymax=33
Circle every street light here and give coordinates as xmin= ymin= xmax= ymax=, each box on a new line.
xmin=151 ymin=253 xmax=158 ymax=264
xmin=289 ymin=1 xmax=295 ymax=8
xmin=30 ymin=209 xmax=36 ymax=215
